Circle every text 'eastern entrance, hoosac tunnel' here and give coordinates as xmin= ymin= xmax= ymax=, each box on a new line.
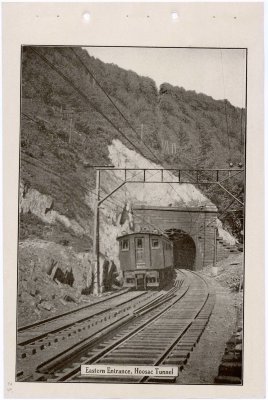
xmin=166 ymin=229 xmax=196 ymax=270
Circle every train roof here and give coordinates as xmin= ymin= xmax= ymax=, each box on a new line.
xmin=117 ymin=229 xmax=169 ymax=241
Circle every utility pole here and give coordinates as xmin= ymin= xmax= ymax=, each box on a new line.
xmin=89 ymin=166 xmax=242 ymax=294
xmin=212 ymin=227 xmax=218 ymax=276
xmin=93 ymin=169 xmax=101 ymax=295
xmin=140 ymin=123 xmax=143 ymax=141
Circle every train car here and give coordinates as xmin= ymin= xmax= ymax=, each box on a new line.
xmin=117 ymin=228 xmax=173 ymax=290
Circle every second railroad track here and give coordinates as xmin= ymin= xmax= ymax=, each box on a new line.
xmin=24 ymin=270 xmax=215 ymax=384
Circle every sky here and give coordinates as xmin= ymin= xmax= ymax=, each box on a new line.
xmin=85 ymin=47 xmax=246 ymax=108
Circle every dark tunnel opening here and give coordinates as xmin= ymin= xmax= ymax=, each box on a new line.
xmin=165 ymin=229 xmax=196 ymax=270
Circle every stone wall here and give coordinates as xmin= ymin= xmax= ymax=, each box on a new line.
xmin=133 ymin=206 xmax=218 ymax=270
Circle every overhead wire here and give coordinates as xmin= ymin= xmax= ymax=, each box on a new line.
xmin=69 ymin=47 xmax=196 ymax=230
xmin=22 ymin=151 xmax=170 ymax=240
xmin=189 ymin=187 xmax=244 ymax=238
xmin=22 ymin=113 xmax=158 ymax=210
xmin=21 ymin=116 xmax=171 ymax=239
xmin=35 ymin=46 xmax=194 ymax=231
xmin=21 ymin=150 xmax=120 ymax=210
xmin=69 ymin=47 xmax=161 ymax=164
xmin=24 ymin=47 xmax=244 ymax=256
xmin=28 ymin=46 xmax=195 ymax=233
xmin=29 ymin=47 xmax=158 ymax=163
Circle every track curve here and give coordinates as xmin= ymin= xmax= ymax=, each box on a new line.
xmin=35 ymin=270 xmax=215 ymax=384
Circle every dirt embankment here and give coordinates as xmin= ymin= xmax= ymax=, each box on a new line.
xmin=17 ymin=239 xmax=94 ymax=326
xmin=202 ymin=252 xmax=244 ymax=321
xmin=17 ymin=238 xmax=122 ymax=327
xmin=177 ymin=252 xmax=243 ymax=384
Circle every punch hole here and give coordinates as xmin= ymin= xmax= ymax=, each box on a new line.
xmin=82 ymin=12 xmax=91 ymax=22
xmin=147 ymin=15 xmax=150 ymax=18
xmin=234 ymin=16 xmax=237 ymax=19
xmin=171 ymin=11 xmax=178 ymax=20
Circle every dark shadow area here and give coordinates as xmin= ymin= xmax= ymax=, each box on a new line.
xmin=166 ymin=229 xmax=196 ymax=270
xmin=51 ymin=267 xmax=74 ymax=287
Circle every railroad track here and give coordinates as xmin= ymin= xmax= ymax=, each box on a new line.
xmin=18 ymin=288 xmax=131 ymax=335
xmin=16 ymin=282 xmax=181 ymax=381
xmin=18 ymin=289 xmax=149 ymax=346
xmin=29 ymin=270 xmax=215 ymax=384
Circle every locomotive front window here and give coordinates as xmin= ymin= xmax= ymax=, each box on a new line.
xmin=121 ymin=239 xmax=129 ymax=251
xmin=136 ymin=238 xmax=143 ymax=249
xmin=151 ymin=239 xmax=160 ymax=249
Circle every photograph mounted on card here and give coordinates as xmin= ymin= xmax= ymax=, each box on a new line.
xmin=2 ymin=2 xmax=264 ymax=399
xmin=17 ymin=44 xmax=245 ymax=386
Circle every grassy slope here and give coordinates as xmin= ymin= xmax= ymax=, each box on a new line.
xmin=20 ymin=46 xmax=244 ymax=248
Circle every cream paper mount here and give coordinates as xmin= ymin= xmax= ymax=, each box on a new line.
xmin=2 ymin=2 xmax=264 ymax=399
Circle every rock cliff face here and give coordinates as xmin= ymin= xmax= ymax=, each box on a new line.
xmin=17 ymin=239 xmax=94 ymax=325
xmin=19 ymin=138 xmax=237 ymax=280
xmin=19 ymin=239 xmax=92 ymax=290
xmin=20 ymin=182 xmax=85 ymax=236
xmin=18 ymin=46 xmax=243 ymax=320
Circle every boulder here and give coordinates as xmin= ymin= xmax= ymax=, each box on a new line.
xmin=39 ymin=301 xmax=53 ymax=311
xmin=63 ymin=294 xmax=76 ymax=303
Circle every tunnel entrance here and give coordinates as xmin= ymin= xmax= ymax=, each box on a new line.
xmin=166 ymin=229 xmax=196 ymax=270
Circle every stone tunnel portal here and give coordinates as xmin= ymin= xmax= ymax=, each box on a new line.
xmin=133 ymin=205 xmax=218 ymax=271
xmin=166 ymin=229 xmax=196 ymax=270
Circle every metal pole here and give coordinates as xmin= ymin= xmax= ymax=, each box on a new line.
xmin=93 ymin=169 xmax=100 ymax=295
xmin=212 ymin=226 xmax=218 ymax=276
xmin=217 ymin=182 xmax=244 ymax=206
xmin=213 ymin=227 xmax=217 ymax=267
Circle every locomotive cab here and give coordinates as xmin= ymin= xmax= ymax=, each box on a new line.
xmin=117 ymin=228 xmax=173 ymax=290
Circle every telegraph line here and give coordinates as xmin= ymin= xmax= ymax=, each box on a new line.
xmin=29 ymin=47 xmax=158 ymax=163
xmin=70 ymin=47 xmax=161 ymax=165
xmin=71 ymin=47 xmax=196 ymax=226
xmin=21 ymin=119 xmax=170 ymax=239
xmin=22 ymin=152 xmax=170 ymax=241
xmin=20 ymin=146 xmax=121 ymax=210
xmin=29 ymin=47 xmax=196 ymax=231
xmin=25 ymin=47 xmax=244 ymax=249
xmin=22 ymin=113 xmax=169 ymax=216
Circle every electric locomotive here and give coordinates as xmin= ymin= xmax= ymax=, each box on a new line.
xmin=117 ymin=227 xmax=173 ymax=290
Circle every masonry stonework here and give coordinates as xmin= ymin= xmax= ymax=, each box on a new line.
xmin=133 ymin=205 xmax=218 ymax=271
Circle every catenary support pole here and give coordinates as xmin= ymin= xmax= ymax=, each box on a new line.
xmin=93 ymin=169 xmax=101 ymax=295
xmin=212 ymin=226 xmax=218 ymax=276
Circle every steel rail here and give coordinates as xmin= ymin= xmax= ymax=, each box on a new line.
xmin=17 ymin=291 xmax=151 ymax=347
xmin=31 ymin=272 xmax=187 ymax=381
xmin=18 ymin=289 xmax=130 ymax=333
xmin=37 ymin=271 xmax=214 ymax=383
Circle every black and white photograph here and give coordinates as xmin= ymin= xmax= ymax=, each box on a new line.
xmin=16 ymin=45 xmax=246 ymax=385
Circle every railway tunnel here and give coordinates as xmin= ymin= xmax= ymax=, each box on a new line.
xmin=133 ymin=205 xmax=218 ymax=271
xmin=165 ymin=229 xmax=196 ymax=270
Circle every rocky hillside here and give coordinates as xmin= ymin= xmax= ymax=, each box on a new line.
xmin=18 ymin=46 xmax=245 ymax=308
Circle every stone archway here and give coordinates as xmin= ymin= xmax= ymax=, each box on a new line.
xmin=133 ymin=205 xmax=218 ymax=270
xmin=166 ymin=228 xmax=196 ymax=270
